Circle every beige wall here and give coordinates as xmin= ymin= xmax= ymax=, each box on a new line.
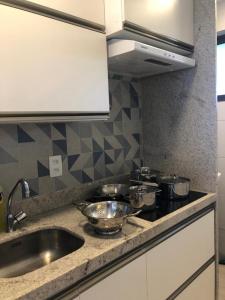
xmin=217 ymin=102 xmax=225 ymax=260
xmin=218 ymin=0 xmax=225 ymax=32
xmin=217 ymin=0 xmax=225 ymax=260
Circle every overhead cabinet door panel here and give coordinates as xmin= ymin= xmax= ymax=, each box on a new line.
xmin=0 ymin=5 xmax=109 ymax=115
xmin=123 ymin=0 xmax=194 ymax=45
xmin=20 ymin=0 xmax=105 ymax=26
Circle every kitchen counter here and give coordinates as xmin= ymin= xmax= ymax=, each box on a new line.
xmin=0 ymin=191 xmax=216 ymax=300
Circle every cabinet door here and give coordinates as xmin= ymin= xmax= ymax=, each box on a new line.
xmin=80 ymin=255 xmax=148 ymax=300
xmin=175 ymin=263 xmax=215 ymax=300
xmin=23 ymin=0 xmax=105 ymax=26
xmin=123 ymin=0 xmax=194 ymax=45
xmin=0 ymin=5 xmax=109 ymax=116
xmin=146 ymin=211 xmax=215 ymax=300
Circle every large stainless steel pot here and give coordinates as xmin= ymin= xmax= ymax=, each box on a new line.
xmin=74 ymin=201 xmax=141 ymax=235
xmin=156 ymin=175 xmax=190 ymax=199
xmin=129 ymin=185 xmax=161 ymax=209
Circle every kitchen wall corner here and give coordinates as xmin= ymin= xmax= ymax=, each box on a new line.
xmin=141 ymin=0 xmax=217 ymax=192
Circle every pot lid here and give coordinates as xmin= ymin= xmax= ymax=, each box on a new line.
xmin=158 ymin=176 xmax=190 ymax=184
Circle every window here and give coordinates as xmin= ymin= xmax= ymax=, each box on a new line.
xmin=217 ymin=34 xmax=225 ymax=101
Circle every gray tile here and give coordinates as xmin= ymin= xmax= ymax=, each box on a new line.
xmin=0 ymin=146 xmax=17 ymax=164
xmin=113 ymin=122 xmax=123 ymax=135
xmin=36 ymin=124 xmax=52 ymax=139
xmin=112 ymin=83 xmax=123 ymax=106
xmin=0 ymin=164 xmax=21 ymax=199
xmin=83 ymin=168 xmax=94 ymax=182
xmin=131 ymin=108 xmax=141 ymax=120
xmin=52 ymin=123 xmax=66 ymax=139
xmin=54 ymin=178 xmax=67 ymax=192
xmin=94 ymin=122 xmax=113 ymax=136
xmin=83 ymin=153 xmax=94 ymax=168
xmin=81 ymin=138 xmax=93 ymax=153
xmin=104 ymin=136 xmax=121 ymax=149
xmin=0 ymin=125 xmax=18 ymax=144
xmin=91 ymin=124 xmax=104 ymax=149
xmin=67 ymin=123 xmax=80 ymax=136
xmin=66 ymin=125 xmax=81 ymax=155
xmin=79 ymin=123 xmax=92 ymax=138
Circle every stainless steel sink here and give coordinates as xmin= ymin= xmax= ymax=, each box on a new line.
xmin=0 ymin=228 xmax=84 ymax=278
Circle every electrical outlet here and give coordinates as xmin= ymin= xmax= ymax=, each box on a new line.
xmin=49 ymin=155 xmax=62 ymax=178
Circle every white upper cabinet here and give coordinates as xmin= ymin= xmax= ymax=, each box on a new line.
xmin=0 ymin=5 xmax=109 ymax=120
xmin=22 ymin=0 xmax=105 ymax=26
xmin=123 ymin=0 xmax=194 ymax=45
xmin=105 ymin=0 xmax=194 ymax=53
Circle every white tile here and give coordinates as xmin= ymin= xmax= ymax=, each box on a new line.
xmin=218 ymin=121 xmax=225 ymax=157
xmin=218 ymin=158 xmax=225 ymax=229
xmin=218 ymin=102 xmax=225 ymax=121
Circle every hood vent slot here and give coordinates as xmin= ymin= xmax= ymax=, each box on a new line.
xmin=144 ymin=58 xmax=172 ymax=66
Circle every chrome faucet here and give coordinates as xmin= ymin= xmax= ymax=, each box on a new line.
xmin=7 ymin=179 xmax=30 ymax=232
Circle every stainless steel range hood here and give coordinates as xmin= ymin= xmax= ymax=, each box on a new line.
xmin=108 ymin=39 xmax=196 ymax=78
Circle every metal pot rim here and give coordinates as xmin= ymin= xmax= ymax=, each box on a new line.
xmin=157 ymin=176 xmax=190 ymax=184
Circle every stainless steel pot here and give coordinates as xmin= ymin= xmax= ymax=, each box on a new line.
xmin=129 ymin=185 xmax=161 ymax=209
xmin=156 ymin=175 xmax=190 ymax=199
xmin=96 ymin=184 xmax=129 ymax=198
xmin=130 ymin=167 xmax=161 ymax=183
xmin=74 ymin=201 xmax=141 ymax=235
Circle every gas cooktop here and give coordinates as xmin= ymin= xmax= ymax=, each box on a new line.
xmin=137 ymin=191 xmax=207 ymax=222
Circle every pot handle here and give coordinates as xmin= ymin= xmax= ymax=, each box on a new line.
xmin=127 ymin=209 xmax=142 ymax=217
xmin=73 ymin=201 xmax=89 ymax=211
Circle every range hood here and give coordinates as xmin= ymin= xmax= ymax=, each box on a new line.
xmin=108 ymin=39 xmax=196 ymax=78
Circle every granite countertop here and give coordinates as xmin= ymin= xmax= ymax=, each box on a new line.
xmin=0 ymin=192 xmax=216 ymax=300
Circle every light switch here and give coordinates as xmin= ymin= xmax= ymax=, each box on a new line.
xmin=49 ymin=155 xmax=62 ymax=177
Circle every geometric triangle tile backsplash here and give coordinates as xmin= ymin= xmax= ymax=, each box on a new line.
xmin=0 ymin=78 xmax=143 ymax=197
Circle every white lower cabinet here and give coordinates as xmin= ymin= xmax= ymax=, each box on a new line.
xmin=74 ymin=211 xmax=215 ymax=300
xmin=79 ymin=255 xmax=148 ymax=300
xmin=175 ymin=263 xmax=215 ymax=300
xmin=146 ymin=211 xmax=215 ymax=300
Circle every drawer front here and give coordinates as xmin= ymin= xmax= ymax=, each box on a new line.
xmin=175 ymin=263 xmax=215 ymax=300
xmin=80 ymin=255 xmax=148 ymax=300
xmin=0 ymin=5 xmax=109 ymax=115
xmin=146 ymin=211 xmax=215 ymax=300
xmin=23 ymin=0 xmax=105 ymax=26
